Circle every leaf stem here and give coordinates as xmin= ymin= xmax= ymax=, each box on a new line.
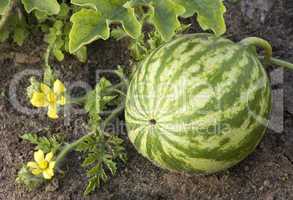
xmin=240 ymin=37 xmax=273 ymax=65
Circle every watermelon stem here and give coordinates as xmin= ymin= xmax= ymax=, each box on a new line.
xmin=268 ymin=57 xmax=293 ymax=70
xmin=240 ymin=37 xmax=272 ymax=65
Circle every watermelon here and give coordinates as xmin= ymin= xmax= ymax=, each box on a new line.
xmin=125 ymin=33 xmax=271 ymax=173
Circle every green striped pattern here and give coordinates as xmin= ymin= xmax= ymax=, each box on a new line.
xmin=125 ymin=33 xmax=271 ymax=173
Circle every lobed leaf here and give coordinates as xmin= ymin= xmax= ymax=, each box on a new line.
xmin=69 ymin=0 xmax=142 ymax=53
xmin=21 ymin=133 xmax=62 ymax=154
xmin=173 ymin=0 xmax=226 ymax=36
xmin=127 ymin=0 xmax=226 ymax=39
xmin=126 ymin=0 xmax=185 ymax=41
xmin=21 ymin=0 xmax=60 ymax=15
xmin=69 ymin=9 xmax=109 ymax=54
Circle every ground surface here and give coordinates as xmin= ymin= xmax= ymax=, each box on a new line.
xmin=1 ymin=0 xmax=293 ymax=199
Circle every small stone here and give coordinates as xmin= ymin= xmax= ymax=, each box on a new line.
xmin=244 ymin=166 xmax=250 ymax=171
xmin=14 ymin=53 xmax=40 ymax=64
xmin=264 ymin=180 xmax=270 ymax=187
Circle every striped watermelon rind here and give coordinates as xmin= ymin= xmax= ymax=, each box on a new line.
xmin=125 ymin=33 xmax=271 ymax=173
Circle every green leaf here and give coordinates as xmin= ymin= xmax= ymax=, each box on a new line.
xmin=69 ymin=9 xmax=109 ymax=53
xmin=76 ymin=132 xmax=126 ymax=195
xmin=21 ymin=0 xmax=60 ymax=15
xmin=21 ymin=133 xmax=62 ymax=154
xmin=53 ymin=48 xmax=65 ymax=61
xmin=16 ymin=166 xmax=44 ymax=190
xmin=74 ymin=46 xmax=88 ymax=63
xmin=0 ymin=0 xmax=10 ymax=15
xmin=0 ymin=29 xmax=10 ymax=42
xmin=69 ymin=0 xmax=142 ymax=53
xmin=126 ymin=0 xmax=185 ymax=41
xmin=34 ymin=11 xmax=49 ymax=22
xmin=58 ymin=3 xmax=70 ymax=19
xmin=13 ymin=23 xmax=29 ymax=46
xmin=127 ymin=0 xmax=226 ymax=39
xmin=173 ymin=0 xmax=226 ymax=36
xmin=103 ymin=158 xmax=117 ymax=175
xmin=0 ymin=12 xmax=30 ymax=45
xmin=84 ymin=177 xmax=99 ymax=195
xmin=82 ymin=153 xmax=98 ymax=167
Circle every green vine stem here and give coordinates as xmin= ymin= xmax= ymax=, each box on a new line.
xmin=240 ymin=37 xmax=273 ymax=65
xmin=0 ymin=0 xmax=14 ymax=31
xmin=55 ymin=133 xmax=93 ymax=169
xmin=55 ymin=101 xmax=125 ymax=169
xmin=240 ymin=37 xmax=293 ymax=70
xmin=267 ymin=57 xmax=293 ymax=70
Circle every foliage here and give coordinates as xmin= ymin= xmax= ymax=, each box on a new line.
xmin=75 ymin=133 xmax=127 ymax=195
xmin=0 ymin=0 xmax=60 ymax=15
xmin=0 ymin=11 xmax=29 ymax=45
xmin=21 ymin=0 xmax=60 ymax=15
xmin=0 ymin=0 xmax=226 ymax=62
xmin=21 ymin=132 xmax=62 ymax=154
xmin=43 ymin=3 xmax=88 ymax=62
xmin=0 ymin=0 xmax=10 ymax=15
xmin=80 ymin=75 xmax=127 ymax=195
xmin=69 ymin=0 xmax=142 ymax=53
xmin=112 ymin=23 xmax=190 ymax=61
xmin=69 ymin=0 xmax=226 ymax=53
xmin=16 ymin=165 xmax=45 ymax=190
xmin=84 ymin=77 xmax=115 ymax=130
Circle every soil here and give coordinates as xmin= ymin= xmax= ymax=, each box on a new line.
xmin=1 ymin=0 xmax=293 ymax=199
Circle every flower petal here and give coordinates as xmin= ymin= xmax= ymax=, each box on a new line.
xmin=32 ymin=168 xmax=43 ymax=175
xmin=30 ymin=92 xmax=48 ymax=107
xmin=57 ymin=96 xmax=66 ymax=106
xmin=53 ymin=80 xmax=66 ymax=95
xmin=49 ymin=161 xmax=56 ymax=169
xmin=40 ymin=83 xmax=52 ymax=95
xmin=43 ymin=168 xmax=54 ymax=179
xmin=34 ymin=150 xmax=45 ymax=163
xmin=48 ymin=104 xmax=58 ymax=119
xmin=27 ymin=161 xmax=39 ymax=169
xmin=45 ymin=152 xmax=54 ymax=162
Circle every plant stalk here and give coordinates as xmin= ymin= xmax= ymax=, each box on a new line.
xmin=240 ymin=37 xmax=273 ymax=65
xmin=100 ymin=101 xmax=125 ymax=131
xmin=269 ymin=57 xmax=293 ymax=70
xmin=55 ymin=133 xmax=94 ymax=168
xmin=257 ymin=56 xmax=293 ymax=70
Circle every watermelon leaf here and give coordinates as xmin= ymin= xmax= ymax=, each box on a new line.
xmin=126 ymin=0 xmax=226 ymax=39
xmin=0 ymin=0 xmax=10 ymax=15
xmin=173 ymin=0 xmax=226 ymax=36
xmin=69 ymin=0 xmax=142 ymax=53
xmin=21 ymin=0 xmax=60 ymax=15
xmin=125 ymin=0 xmax=185 ymax=41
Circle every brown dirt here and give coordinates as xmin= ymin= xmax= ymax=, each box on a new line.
xmin=1 ymin=1 xmax=293 ymax=199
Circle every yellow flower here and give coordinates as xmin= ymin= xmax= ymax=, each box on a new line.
xmin=30 ymin=79 xmax=66 ymax=119
xmin=27 ymin=150 xmax=56 ymax=180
